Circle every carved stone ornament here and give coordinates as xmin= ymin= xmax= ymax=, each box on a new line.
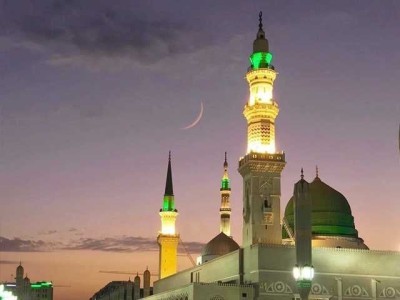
xmin=261 ymin=281 xmax=293 ymax=294
xmin=379 ymin=287 xmax=400 ymax=298
xmin=311 ymin=283 xmax=329 ymax=295
xmin=344 ymin=285 xmax=369 ymax=297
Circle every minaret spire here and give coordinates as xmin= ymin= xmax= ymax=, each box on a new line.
xmin=220 ymin=152 xmax=232 ymax=237
xmin=224 ymin=151 xmax=228 ymax=168
xmin=164 ymin=151 xmax=174 ymax=196
xmin=157 ymin=152 xmax=179 ymax=279
xmin=160 ymin=151 xmax=177 ymax=213
xmin=253 ymin=11 xmax=269 ymax=54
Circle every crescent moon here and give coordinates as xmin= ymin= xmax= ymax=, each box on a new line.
xmin=181 ymin=102 xmax=204 ymax=130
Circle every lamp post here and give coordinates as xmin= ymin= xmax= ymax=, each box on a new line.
xmin=293 ymin=264 xmax=314 ymax=299
xmin=293 ymin=169 xmax=313 ymax=300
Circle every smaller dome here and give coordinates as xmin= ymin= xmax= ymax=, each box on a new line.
xmin=201 ymin=232 xmax=239 ymax=257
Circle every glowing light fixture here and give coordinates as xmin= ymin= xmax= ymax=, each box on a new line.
xmin=162 ymin=195 xmax=175 ymax=212
xmin=250 ymin=52 xmax=273 ymax=69
xmin=31 ymin=282 xmax=53 ymax=289
xmin=221 ymin=178 xmax=230 ymax=190
xmin=293 ymin=264 xmax=314 ymax=284
xmin=0 ymin=284 xmax=18 ymax=300
xmin=293 ymin=265 xmax=301 ymax=279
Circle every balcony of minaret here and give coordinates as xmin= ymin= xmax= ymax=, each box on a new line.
xmin=238 ymin=152 xmax=285 ymax=174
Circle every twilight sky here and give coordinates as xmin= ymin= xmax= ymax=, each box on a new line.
xmin=1 ymin=1 xmax=399 ymax=299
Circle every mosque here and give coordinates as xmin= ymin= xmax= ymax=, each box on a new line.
xmin=144 ymin=13 xmax=400 ymax=300
xmin=93 ymin=12 xmax=400 ymax=300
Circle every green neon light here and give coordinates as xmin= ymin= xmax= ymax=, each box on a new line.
xmin=221 ymin=178 xmax=230 ymax=190
xmin=297 ymin=282 xmax=311 ymax=289
xmin=162 ymin=195 xmax=175 ymax=211
xmin=31 ymin=282 xmax=52 ymax=289
xmin=249 ymin=52 xmax=273 ymax=69
xmin=296 ymin=280 xmax=312 ymax=289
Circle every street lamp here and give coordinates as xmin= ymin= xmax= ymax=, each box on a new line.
xmin=293 ymin=170 xmax=313 ymax=300
xmin=293 ymin=264 xmax=314 ymax=283
xmin=293 ymin=264 xmax=314 ymax=299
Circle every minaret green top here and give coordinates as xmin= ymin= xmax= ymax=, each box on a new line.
xmin=249 ymin=11 xmax=273 ymax=69
xmin=162 ymin=151 xmax=176 ymax=212
xmin=220 ymin=152 xmax=231 ymax=191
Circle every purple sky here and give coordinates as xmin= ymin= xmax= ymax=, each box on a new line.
xmin=1 ymin=1 xmax=400 ymax=299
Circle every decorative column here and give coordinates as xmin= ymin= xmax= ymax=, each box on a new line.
xmin=371 ymin=279 xmax=378 ymax=300
xmin=335 ymin=277 xmax=343 ymax=300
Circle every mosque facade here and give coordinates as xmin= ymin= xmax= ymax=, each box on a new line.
xmin=90 ymin=269 xmax=153 ymax=300
xmin=143 ymin=12 xmax=400 ymax=300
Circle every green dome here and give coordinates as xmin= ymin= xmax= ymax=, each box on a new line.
xmin=283 ymin=177 xmax=358 ymax=238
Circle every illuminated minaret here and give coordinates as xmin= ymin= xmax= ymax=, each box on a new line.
xmin=157 ymin=151 xmax=179 ymax=279
xmin=219 ymin=152 xmax=232 ymax=237
xmin=238 ymin=12 xmax=286 ymax=247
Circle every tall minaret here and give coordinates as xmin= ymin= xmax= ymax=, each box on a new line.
xmin=238 ymin=12 xmax=286 ymax=247
xmin=16 ymin=263 xmax=24 ymax=299
xmin=133 ymin=273 xmax=140 ymax=300
xmin=143 ymin=268 xmax=151 ymax=297
xmin=157 ymin=152 xmax=179 ymax=279
xmin=220 ymin=152 xmax=232 ymax=237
